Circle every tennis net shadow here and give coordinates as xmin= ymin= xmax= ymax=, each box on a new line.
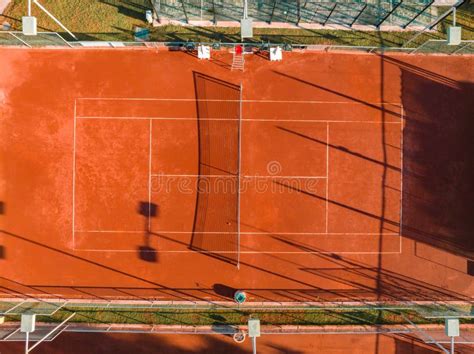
xmin=190 ymin=72 xmax=242 ymax=266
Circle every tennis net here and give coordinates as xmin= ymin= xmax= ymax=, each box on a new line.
xmin=190 ymin=72 xmax=242 ymax=267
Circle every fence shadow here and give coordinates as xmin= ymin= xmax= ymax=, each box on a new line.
xmin=272 ymin=235 xmax=471 ymax=302
xmin=0 ymin=226 xmax=470 ymax=302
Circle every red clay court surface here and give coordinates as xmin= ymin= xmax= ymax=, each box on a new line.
xmin=0 ymin=331 xmax=460 ymax=354
xmin=0 ymin=48 xmax=473 ymax=302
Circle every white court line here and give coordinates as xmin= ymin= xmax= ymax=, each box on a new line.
xmin=76 ymin=116 xmax=404 ymax=124
xmin=325 ymin=123 xmax=329 ymax=234
xmin=148 ymin=119 xmax=152 ymax=232
xmin=72 ymin=99 xmax=404 ymax=254
xmin=73 ymin=230 xmax=400 ymax=235
xmin=76 ymin=97 xmax=403 ymax=105
xmin=73 ymin=249 xmax=403 ymax=254
xmin=150 ymin=174 xmax=328 ymax=179
xmin=72 ymin=99 xmax=77 ymax=249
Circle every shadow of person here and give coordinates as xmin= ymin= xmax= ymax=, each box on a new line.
xmin=137 ymin=201 xmax=158 ymax=263
xmin=213 ymin=283 xmax=236 ymax=299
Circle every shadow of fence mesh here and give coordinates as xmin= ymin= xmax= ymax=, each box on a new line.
xmin=190 ymin=72 xmax=241 ymax=265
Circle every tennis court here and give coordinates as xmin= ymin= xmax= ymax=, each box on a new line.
xmin=0 ymin=48 xmax=472 ymax=302
xmin=72 ymin=87 xmax=403 ymax=262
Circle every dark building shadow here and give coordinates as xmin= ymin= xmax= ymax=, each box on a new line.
xmin=137 ymin=201 xmax=158 ymax=262
xmin=400 ymin=68 xmax=474 ymax=260
xmin=189 ymin=72 xmax=242 ymax=267
xmin=468 ymin=260 xmax=474 ymax=276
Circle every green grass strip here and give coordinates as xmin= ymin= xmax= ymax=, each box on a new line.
xmin=4 ymin=307 xmax=473 ymax=326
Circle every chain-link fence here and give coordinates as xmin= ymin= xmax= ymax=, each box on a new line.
xmin=0 ymin=30 xmax=472 ymax=55
xmin=154 ymin=0 xmax=438 ymax=27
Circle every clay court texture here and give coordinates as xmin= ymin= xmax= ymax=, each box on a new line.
xmin=0 ymin=47 xmax=472 ymax=302
xmin=0 ymin=331 xmax=463 ymax=354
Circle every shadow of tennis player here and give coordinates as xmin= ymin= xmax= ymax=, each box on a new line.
xmin=137 ymin=201 xmax=159 ymax=263
xmin=213 ymin=283 xmax=236 ymax=300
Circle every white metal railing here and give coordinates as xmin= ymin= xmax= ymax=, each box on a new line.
xmin=410 ymin=39 xmax=474 ymax=54
xmin=1 ymin=31 xmax=473 ymax=55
